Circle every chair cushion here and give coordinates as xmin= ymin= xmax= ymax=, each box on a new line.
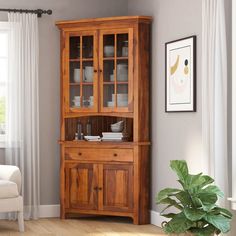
xmin=0 ymin=180 xmax=19 ymax=199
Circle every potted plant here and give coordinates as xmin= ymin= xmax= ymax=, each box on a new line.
xmin=156 ymin=160 xmax=232 ymax=236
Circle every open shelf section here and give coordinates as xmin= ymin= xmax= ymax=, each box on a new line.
xmin=65 ymin=116 xmax=133 ymax=142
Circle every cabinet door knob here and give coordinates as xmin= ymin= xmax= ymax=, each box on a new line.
xmin=93 ymin=186 xmax=98 ymax=191
xmin=94 ymin=69 xmax=98 ymax=73
xmin=99 ymin=69 xmax=103 ymax=73
xmin=98 ymin=187 xmax=102 ymax=191
xmin=78 ymin=152 xmax=82 ymax=156
xmin=113 ymin=153 xmax=117 ymax=157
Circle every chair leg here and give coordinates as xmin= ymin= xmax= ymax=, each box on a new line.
xmin=18 ymin=211 xmax=24 ymax=232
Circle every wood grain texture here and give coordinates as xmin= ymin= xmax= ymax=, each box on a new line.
xmin=65 ymin=163 xmax=98 ymax=210
xmin=57 ymin=16 xmax=152 ymax=224
xmin=102 ymin=164 xmax=133 ymax=212
xmin=65 ymin=148 xmax=134 ymax=162
xmin=56 ymin=15 xmax=153 ymax=28
xmin=0 ymin=218 xmax=165 ymax=235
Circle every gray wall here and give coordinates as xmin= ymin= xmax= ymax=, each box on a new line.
xmin=128 ymin=0 xmax=203 ymax=212
xmin=128 ymin=1 xmax=236 ymax=234
xmin=0 ymin=0 xmax=128 ymax=205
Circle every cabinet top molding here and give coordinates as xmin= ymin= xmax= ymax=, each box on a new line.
xmin=56 ymin=15 xmax=152 ymax=28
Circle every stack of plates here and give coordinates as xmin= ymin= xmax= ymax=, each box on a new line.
xmin=102 ymin=132 xmax=128 ymax=141
xmin=84 ymin=136 xmax=101 ymax=141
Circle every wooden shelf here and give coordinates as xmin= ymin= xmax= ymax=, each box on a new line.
xmin=103 ymin=81 xmax=115 ymax=85
xmin=69 ymin=58 xmax=80 ymax=62
xmin=103 ymin=57 xmax=128 ymax=61
xmin=103 ymin=81 xmax=128 ymax=85
xmin=70 ymin=82 xmax=93 ymax=86
xmin=69 ymin=58 xmax=93 ymax=62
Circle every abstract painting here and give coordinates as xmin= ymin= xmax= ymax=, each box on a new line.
xmin=165 ymin=36 xmax=196 ymax=112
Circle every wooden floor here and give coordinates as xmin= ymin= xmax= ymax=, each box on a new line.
xmin=0 ymin=217 xmax=165 ymax=236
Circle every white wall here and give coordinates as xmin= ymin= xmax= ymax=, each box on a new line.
xmin=128 ymin=0 xmax=203 ymax=212
xmin=0 ymin=0 xmax=128 ymax=205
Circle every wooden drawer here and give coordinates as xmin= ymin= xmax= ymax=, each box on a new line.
xmin=65 ymin=148 xmax=133 ymax=162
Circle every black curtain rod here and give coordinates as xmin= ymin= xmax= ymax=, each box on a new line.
xmin=0 ymin=8 xmax=52 ymax=17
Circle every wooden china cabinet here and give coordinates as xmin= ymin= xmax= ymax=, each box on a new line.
xmin=56 ymin=16 xmax=152 ymax=224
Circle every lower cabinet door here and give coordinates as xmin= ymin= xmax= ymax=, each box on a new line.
xmin=65 ymin=163 xmax=98 ymax=210
xmin=100 ymin=164 xmax=134 ymax=212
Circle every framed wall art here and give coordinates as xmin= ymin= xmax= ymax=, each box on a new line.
xmin=165 ymin=36 xmax=196 ymax=112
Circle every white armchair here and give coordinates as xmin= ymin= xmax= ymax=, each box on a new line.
xmin=0 ymin=165 xmax=24 ymax=232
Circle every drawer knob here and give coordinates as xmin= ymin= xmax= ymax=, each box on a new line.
xmin=98 ymin=187 xmax=102 ymax=191
xmin=78 ymin=152 xmax=82 ymax=156
xmin=93 ymin=187 xmax=98 ymax=191
xmin=113 ymin=153 xmax=118 ymax=157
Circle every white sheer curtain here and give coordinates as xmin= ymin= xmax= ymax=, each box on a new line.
xmin=202 ymin=0 xmax=228 ymax=207
xmin=5 ymin=13 xmax=40 ymax=219
xmin=231 ymin=0 xmax=236 ymax=211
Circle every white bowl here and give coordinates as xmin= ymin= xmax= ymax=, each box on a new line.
xmin=107 ymin=101 xmax=114 ymax=107
xmin=104 ymin=46 xmax=114 ymax=57
xmin=74 ymin=96 xmax=81 ymax=100
xmin=111 ymin=126 xmax=123 ymax=132
xmin=111 ymin=121 xmax=124 ymax=132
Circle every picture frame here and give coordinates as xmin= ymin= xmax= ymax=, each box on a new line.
xmin=165 ymin=36 xmax=196 ymax=112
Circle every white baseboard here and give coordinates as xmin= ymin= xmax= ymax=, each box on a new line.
xmin=0 ymin=204 xmax=60 ymax=219
xmin=150 ymin=210 xmax=166 ymax=227
xmin=1 ymin=206 xmax=163 ymax=224
xmin=39 ymin=204 xmax=60 ymax=218
xmin=0 ymin=213 xmax=6 ymax=220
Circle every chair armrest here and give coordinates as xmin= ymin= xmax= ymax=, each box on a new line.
xmin=0 ymin=165 xmax=22 ymax=193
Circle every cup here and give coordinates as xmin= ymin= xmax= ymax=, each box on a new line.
xmin=84 ymin=66 xmax=94 ymax=82
xmin=74 ymin=69 xmax=80 ymax=83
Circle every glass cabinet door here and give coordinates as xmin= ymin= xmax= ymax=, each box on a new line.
xmin=66 ymin=31 xmax=98 ymax=112
xmin=99 ymin=29 xmax=133 ymax=112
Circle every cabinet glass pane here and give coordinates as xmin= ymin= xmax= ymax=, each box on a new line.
xmin=117 ymin=84 xmax=128 ymax=107
xmin=70 ymin=86 xmax=81 ymax=108
xmin=82 ymin=36 xmax=93 ymax=59
xmin=83 ymin=61 xmax=94 ymax=83
xmin=70 ymin=61 xmax=81 ymax=83
xmin=103 ymin=35 xmax=114 ymax=58
xmin=103 ymin=84 xmax=115 ymax=107
xmin=104 ymin=60 xmax=114 ymax=82
xmin=70 ymin=36 xmax=80 ymax=59
xmin=117 ymin=59 xmax=128 ymax=82
xmin=82 ymin=85 xmax=93 ymax=108
xmin=117 ymin=34 xmax=128 ymax=58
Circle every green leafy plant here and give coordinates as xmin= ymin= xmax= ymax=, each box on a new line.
xmin=156 ymin=160 xmax=232 ymax=236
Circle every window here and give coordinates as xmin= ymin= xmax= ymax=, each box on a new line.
xmin=0 ymin=30 xmax=8 ymax=144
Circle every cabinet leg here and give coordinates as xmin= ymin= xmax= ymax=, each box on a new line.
xmin=133 ymin=215 xmax=139 ymax=225
xmin=60 ymin=208 xmax=65 ymax=219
